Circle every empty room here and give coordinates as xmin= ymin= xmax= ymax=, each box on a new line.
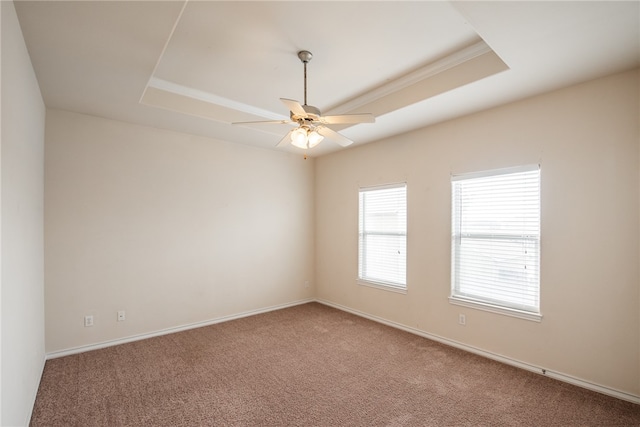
xmin=3 ymin=1 xmax=640 ymax=425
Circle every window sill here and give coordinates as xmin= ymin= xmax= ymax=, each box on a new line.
xmin=449 ymin=296 xmax=542 ymax=322
xmin=357 ymin=279 xmax=407 ymax=294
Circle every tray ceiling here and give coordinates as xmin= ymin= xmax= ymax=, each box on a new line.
xmin=14 ymin=1 xmax=640 ymax=157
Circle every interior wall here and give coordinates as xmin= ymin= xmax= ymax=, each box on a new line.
xmin=45 ymin=109 xmax=315 ymax=353
xmin=1 ymin=1 xmax=46 ymax=425
xmin=315 ymin=69 xmax=640 ymax=397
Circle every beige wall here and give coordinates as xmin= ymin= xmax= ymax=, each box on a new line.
xmin=316 ymin=69 xmax=640 ymax=396
xmin=1 ymin=1 xmax=46 ymax=424
xmin=45 ymin=110 xmax=315 ymax=353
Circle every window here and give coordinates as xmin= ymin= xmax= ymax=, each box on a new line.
xmin=358 ymin=183 xmax=407 ymax=291
xmin=450 ymin=165 xmax=541 ymax=320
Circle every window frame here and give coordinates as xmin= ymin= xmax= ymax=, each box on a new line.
xmin=449 ymin=165 xmax=542 ymax=322
xmin=358 ymin=182 xmax=407 ymax=293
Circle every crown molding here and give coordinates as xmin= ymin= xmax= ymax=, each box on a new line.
xmin=325 ymin=40 xmax=500 ymax=115
xmin=145 ymin=77 xmax=288 ymax=122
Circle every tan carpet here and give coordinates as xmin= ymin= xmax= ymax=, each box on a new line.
xmin=31 ymin=302 xmax=640 ymax=426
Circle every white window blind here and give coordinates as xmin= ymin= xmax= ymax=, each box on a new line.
xmin=451 ymin=165 xmax=540 ymax=314
xmin=359 ymin=184 xmax=407 ymax=290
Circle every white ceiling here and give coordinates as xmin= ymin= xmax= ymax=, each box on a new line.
xmin=14 ymin=1 xmax=640 ymax=157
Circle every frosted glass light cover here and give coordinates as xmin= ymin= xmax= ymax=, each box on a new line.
xmin=291 ymin=128 xmax=308 ymax=149
xmin=307 ymin=131 xmax=323 ymax=148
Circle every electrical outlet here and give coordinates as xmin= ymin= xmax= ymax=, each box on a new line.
xmin=304 ymin=280 xmax=310 ymax=288
xmin=458 ymin=314 xmax=466 ymax=326
xmin=117 ymin=310 xmax=126 ymax=321
xmin=84 ymin=315 xmax=94 ymax=327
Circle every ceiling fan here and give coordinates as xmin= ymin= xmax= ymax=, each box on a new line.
xmin=233 ymin=50 xmax=375 ymax=150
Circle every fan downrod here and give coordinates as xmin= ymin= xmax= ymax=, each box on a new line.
xmin=297 ymin=50 xmax=313 ymax=106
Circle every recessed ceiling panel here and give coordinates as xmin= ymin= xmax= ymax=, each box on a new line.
xmin=150 ymin=1 xmax=481 ymax=118
xmin=14 ymin=1 xmax=639 ymax=157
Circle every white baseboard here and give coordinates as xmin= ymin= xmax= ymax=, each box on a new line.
xmin=46 ymin=298 xmax=315 ymax=360
xmin=316 ymin=298 xmax=640 ymax=405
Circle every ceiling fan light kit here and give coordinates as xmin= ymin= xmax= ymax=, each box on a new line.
xmin=291 ymin=126 xmax=323 ymax=149
xmin=233 ymin=50 xmax=375 ymax=151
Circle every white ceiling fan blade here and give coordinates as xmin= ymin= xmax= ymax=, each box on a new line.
xmin=317 ymin=126 xmax=353 ymax=147
xmin=280 ymin=98 xmax=306 ymax=117
xmin=232 ymin=119 xmax=292 ymax=125
xmin=276 ymin=129 xmax=294 ymax=147
xmin=320 ymin=113 xmax=375 ymax=125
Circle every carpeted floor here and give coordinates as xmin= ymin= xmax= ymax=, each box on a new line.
xmin=31 ymin=302 xmax=640 ymax=426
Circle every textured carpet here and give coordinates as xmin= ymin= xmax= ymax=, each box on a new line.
xmin=31 ymin=302 xmax=640 ymax=426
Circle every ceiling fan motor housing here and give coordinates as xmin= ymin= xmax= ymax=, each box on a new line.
xmin=290 ymin=104 xmax=321 ymax=123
